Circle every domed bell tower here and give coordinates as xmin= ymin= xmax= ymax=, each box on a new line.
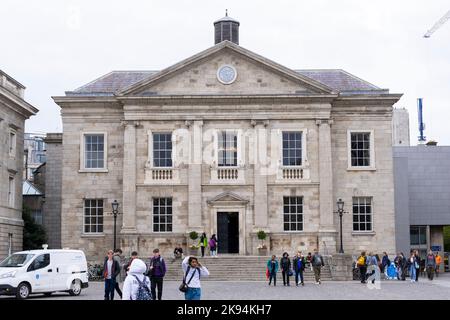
xmin=214 ymin=10 xmax=240 ymax=45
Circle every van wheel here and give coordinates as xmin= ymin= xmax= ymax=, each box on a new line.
xmin=16 ymin=283 xmax=31 ymax=300
xmin=69 ymin=279 xmax=81 ymax=296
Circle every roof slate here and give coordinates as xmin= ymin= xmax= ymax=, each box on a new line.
xmin=67 ymin=69 xmax=385 ymax=96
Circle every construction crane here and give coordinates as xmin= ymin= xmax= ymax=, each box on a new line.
xmin=424 ymin=9 xmax=450 ymax=38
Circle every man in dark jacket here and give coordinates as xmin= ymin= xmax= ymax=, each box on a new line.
xmin=280 ymin=252 xmax=291 ymax=286
xmin=414 ymin=250 xmax=421 ymax=281
xmin=293 ymin=251 xmax=306 ymax=286
xmin=148 ymin=248 xmax=167 ymax=300
xmin=312 ymin=249 xmax=325 ymax=284
xmin=104 ymin=250 xmax=121 ymax=300
xmin=381 ymin=252 xmax=390 ymax=274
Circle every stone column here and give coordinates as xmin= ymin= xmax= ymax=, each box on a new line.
xmin=252 ymin=120 xmax=269 ymax=229
xmin=187 ymin=120 xmax=203 ymax=231
xmin=316 ymin=119 xmax=337 ymax=254
xmin=121 ymin=121 xmax=138 ymax=233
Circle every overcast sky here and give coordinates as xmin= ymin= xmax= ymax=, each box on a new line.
xmin=2 ymin=0 xmax=449 ymax=145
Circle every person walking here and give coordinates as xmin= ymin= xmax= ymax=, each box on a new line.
xmin=122 ymin=258 xmax=151 ymax=300
xmin=267 ymin=255 xmax=279 ymax=286
xmin=293 ymin=251 xmax=306 ymax=286
xmin=113 ymin=248 xmax=124 ymax=299
xmin=381 ymin=252 xmax=390 ymax=275
xmin=181 ymin=256 xmax=210 ymax=300
xmin=148 ymin=248 xmax=166 ymax=300
xmin=435 ymin=252 xmax=442 ymax=277
xmin=103 ymin=250 xmax=120 ymax=300
xmin=426 ymin=250 xmax=436 ymax=280
xmin=357 ymin=251 xmax=368 ymax=283
xmin=414 ymin=250 xmax=421 ymax=281
xmin=366 ymin=252 xmax=378 ymax=284
xmin=311 ymin=249 xmax=324 ymax=284
xmin=209 ymin=234 xmax=218 ymax=257
xmin=198 ymin=232 xmax=208 ymax=258
xmin=394 ymin=252 xmax=406 ymax=281
xmin=280 ymin=252 xmax=291 ymax=286
xmin=408 ymin=252 xmax=417 ymax=283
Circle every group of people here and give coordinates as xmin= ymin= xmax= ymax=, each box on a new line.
xmin=266 ymin=249 xmax=325 ymax=286
xmin=172 ymin=233 xmax=218 ymax=259
xmin=356 ymin=250 xmax=443 ymax=283
xmin=102 ymin=248 xmax=209 ymax=301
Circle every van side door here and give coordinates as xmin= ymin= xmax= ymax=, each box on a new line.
xmin=26 ymin=254 xmax=52 ymax=293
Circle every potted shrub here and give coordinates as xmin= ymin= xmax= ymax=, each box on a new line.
xmin=257 ymin=230 xmax=268 ymax=256
xmin=188 ymin=231 xmax=199 ymax=255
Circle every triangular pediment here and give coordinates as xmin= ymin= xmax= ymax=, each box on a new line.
xmin=207 ymin=191 xmax=249 ymax=204
xmin=118 ymin=41 xmax=335 ymax=96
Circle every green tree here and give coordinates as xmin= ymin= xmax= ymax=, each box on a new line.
xmin=444 ymin=226 xmax=450 ymax=252
xmin=22 ymin=205 xmax=47 ymax=250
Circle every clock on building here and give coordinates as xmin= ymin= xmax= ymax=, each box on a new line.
xmin=217 ymin=65 xmax=237 ymax=84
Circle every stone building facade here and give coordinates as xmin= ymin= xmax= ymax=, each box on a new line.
xmin=0 ymin=70 xmax=38 ymax=260
xmin=53 ymin=16 xmax=402 ymax=261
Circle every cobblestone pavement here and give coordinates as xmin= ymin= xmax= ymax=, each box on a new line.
xmin=2 ymin=274 xmax=450 ymax=300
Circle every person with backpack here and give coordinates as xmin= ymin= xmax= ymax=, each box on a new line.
xmin=181 ymin=256 xmax=210 ymax=300
xmin=198 ymin=232 xmax=208 ymax=258
xmin=266 ymin=255 xmax=279 ymax=286
xmin=293 ymin=251 xmax=306 ymax=286
xmin=280 ymin=252 xmax=291 ymax=286
xmin=122 ymin=258 xmax=152 ymax=300
xmin=148 ymin=248 xmax=166 ymax=300
xmin=103 ymin=250 xmax=121 ymax=300
xmin=209 ymin=234 xmax=218 ymax=257
xmin=381 ymin=252 xmax=390 ymax=275
xmin=425 ymin=250 xmax=436 ymax=280
xmin=357 ymin=251 xmax=367 ymax=283
xmin=311 ymin=249 xmax=324 ymax=284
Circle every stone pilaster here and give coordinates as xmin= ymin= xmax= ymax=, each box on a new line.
xmin=121 ymin=121 xmax=138 ymax=233
xmin=316 ymin=119 xmax=337 ymax=254
xmin=252 ymin=120 xmax=269 ymax=230
xmin=187 ymin=120 xmax=203 ymax=231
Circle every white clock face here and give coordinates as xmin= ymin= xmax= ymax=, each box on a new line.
xmin=217 ymin=65 xmax=237 ymax=84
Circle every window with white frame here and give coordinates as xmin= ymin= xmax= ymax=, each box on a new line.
xmin=153 ymin=133 xmax=172 ymax=167
xmin=84 ymin=199 xmax=104 ymax=233
xmin=9 ymin=130 xmax=16 ymax=157
xmin=352 ymin=197 xmax=372 ymax=231
xmin=283 ymin=196 xmax=303 ymax=231
xmin=8 ymin=176 xmax=15 ymax=207
xmin=84 ymin=134 xmax=105 ymax=169
xmin=350 ymin=132 xmax=371 ymax=167
xmin=218 ymin=131 xmax=237 ymax=166
xmin=153 ymin=197 xmax=173 ymax=232
xmin=282 ymin=131 xmax=302 ymax=166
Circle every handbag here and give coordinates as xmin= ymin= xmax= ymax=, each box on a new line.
xmin=179 ymin=266 xmax=198 ymax=293
xmin=288 ymin=269 xmax=293 ymax=277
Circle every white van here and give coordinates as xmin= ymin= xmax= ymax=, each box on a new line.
xmin=0 ymin=248 xmax=89 ymax=299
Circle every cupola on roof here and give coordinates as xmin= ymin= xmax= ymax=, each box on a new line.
xmin=214 ymin=10 xmax=239 ymax=45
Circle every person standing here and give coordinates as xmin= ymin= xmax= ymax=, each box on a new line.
xmin=181 ymin=256 xmax=210 ymax=300
xmin=408 ymin=252 xmax=417 ymax=283
xmin=148 ymin=248 xmax=166 ymax=300
xmin=280 ymin=252 xmax=291 ymax=286
xmin=125 ymin=251 xmax=139 ymax=276
xmin=357 ymin=251 xmax=367 ymax=283
xmin=435 ymin=252 xmax=442 ymax=277
xmin=198 ymin=232 xmax=208 ymax=258
xmin=122 ymin=258 xmax=151 ymax=300
xmin=293 ymin=251 xmax=306 ymax=286
xmin=414 ymin=250 xmax=421 ymax=281
xmin=209 ymin=234 xmax=218 ymax=257
xmin=113 ymin=248 xmax=124 ymax=299
xmin=174 ymin=246 xmax=183 ymax=260
xmin=103 ymin=250 xmax=120 ymax=300
xmin=426 ymin=250 xmax=436 ymax=280
xmin=306 ymin=252 xmax=313 ymax=271
xmin=311 ymin=249 xmax=324 ymax=284
xmin=267 ymin=255 xmax=279 ymax=286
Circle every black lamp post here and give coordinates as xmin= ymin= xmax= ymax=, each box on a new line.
xmin=111 ymin=200 xmax=120 ymax=250
xmin=335 ymin=198 xmax=348 ymax=254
